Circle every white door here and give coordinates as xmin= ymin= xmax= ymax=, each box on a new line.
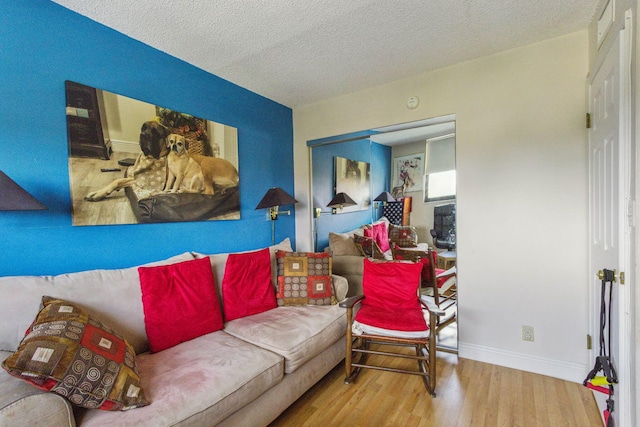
xmin=588 ymin=15 xmax=632 ymax=426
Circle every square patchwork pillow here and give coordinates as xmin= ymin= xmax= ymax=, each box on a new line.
xmin=138 ymin=256 xmax=223 ymax=353
xmin=1 ymin=296 xmax=148 ymax=411
xmin=353 ymin=234 xmax=385 ymax=259
xmin=275 ymin=250 xmax=335 ymax=306
xmin=222 ymin=247 xmax=277 ymax=321
xmin=388 ymin=224 xmax=418 ymax=248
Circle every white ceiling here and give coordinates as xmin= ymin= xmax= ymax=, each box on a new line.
xmin=51 ymin=0 xmax=600 ymax=108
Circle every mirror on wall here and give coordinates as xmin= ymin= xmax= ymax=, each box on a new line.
xmin=308 ymin=115 xmax=457 ymax=351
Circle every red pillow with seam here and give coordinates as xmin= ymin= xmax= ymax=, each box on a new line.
xmin=222 ymin=247 xmax=277 ymax=321
xmin=365 ymin=223 xmax=390 ymax=252
xmin=375 ymin=222 xmax=390 ymax=252
xmin=356 ymin=259 xmax=425 ymax=331
xmin=139 ymin=257 xmax=223 ymax=353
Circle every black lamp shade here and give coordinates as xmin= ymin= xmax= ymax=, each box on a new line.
xmin=0 ymin=171 xmax=47 ymax=211
xmin=374 ymin=191 xmax=396 ymax=202
xmin=327 ymin=192 xmax=356 ymax=208
xmin=255 ymin=187 xmax=298 ymax=210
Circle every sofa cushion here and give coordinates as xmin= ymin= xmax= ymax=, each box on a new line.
xmin=76 ymin=331 xmax=284 ymax=426
xmin=328 ymin=232 xmax=360 ymax=256
xmin=224 ymin=304 xmax=346 ymax=374
xmin=2 ymin=296 xmax=149 ymax=411
xmin=222 ymin=248 xmax=277 ymax=321
xmin=0 ymin=252 xmax=195 ymax=355
xmin=138 ymin=257 xmax=223 ymax=353
xmin=275 ymin=251 xmax=335 ymax=306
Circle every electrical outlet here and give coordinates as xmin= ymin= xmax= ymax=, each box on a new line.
xmin=522 ymin=325 xmax=534 ymax=342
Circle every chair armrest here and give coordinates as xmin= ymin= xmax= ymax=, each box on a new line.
xmin=339 ymin=295 xmax=365 ymax=309
xmin=420 ymin=297 xmax=445 ymax=317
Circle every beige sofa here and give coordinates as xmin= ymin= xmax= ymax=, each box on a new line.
xmin=0 ymin=239 xmax=348 ymax=426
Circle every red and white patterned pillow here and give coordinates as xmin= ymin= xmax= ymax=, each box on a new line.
xmin=1 ymin=296 xmax=149 ymax=411
xmin=388 ymin=224 xmax=418 ymax=248
xmin=275 ymin=251 xmax=335 ymax=306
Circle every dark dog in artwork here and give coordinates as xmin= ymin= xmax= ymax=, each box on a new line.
xmin=85 ymin=121 xmax=170 ymax=201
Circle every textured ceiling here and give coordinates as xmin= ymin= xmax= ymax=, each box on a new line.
xmin=51 ymin=0 xmax=600 ymax=108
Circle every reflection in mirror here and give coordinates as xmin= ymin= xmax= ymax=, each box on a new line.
xmin=65 ymin=81 xmax=240 ymax=226
xmin=309 ymin=116 xmax=457 ymax=351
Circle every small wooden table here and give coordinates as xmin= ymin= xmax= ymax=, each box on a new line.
xmin=436 ymin=251 xmax=456 ymax=270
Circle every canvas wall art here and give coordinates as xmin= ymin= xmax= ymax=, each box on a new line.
xmin=65 ymin=80 xmax=240 ymax=226
xmin=334 ymin=156 xmax=370 ymax=213
xmin=392 ymin=153 xmax=424 ymax=193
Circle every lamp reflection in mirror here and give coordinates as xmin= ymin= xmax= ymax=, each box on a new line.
xmin=255 ymin=187 xmax=298 ymax=245
xmin=326 ymin=192 xmax=356 ymax=214
xmin=0 ymin=171 xmax=47 ymax=211
xmin=313 ymin=192 xmax=356 ymax=251
xmin=373 ymin=191 xmax=395 ymax=206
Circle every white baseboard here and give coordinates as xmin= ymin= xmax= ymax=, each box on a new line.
xmin=458 ymin=342 xmax=588 ymax=384
xmin=110 ymin=139 xmax=140 ymax=154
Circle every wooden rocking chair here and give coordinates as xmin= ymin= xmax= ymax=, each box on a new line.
xmin=340 ymin=259 xmax=444 ymax=396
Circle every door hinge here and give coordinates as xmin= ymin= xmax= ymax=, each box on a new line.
xmin=587 ymin=334 xmax=592 ymax=350
xmin=586 ymin=113 xmax=592 ymax=129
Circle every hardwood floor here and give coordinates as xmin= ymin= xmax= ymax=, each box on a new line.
xmin=270 ymin=350 xmax=602 ymax=426
xmin=69 ymin=152 xmax=139 ymax=225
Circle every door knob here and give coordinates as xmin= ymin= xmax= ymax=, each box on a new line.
xmin=597 ymin=269 xmax=618 ymax=282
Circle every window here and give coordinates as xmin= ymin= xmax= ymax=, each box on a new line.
xmin=424 ymin=135 xmax=456 ymax=202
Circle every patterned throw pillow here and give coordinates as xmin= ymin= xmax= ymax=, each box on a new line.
xmin=275 ymin=250 xmax=335 ymax=306
xmin=388 ymin=224 xmax=418 ymax=248
xmin=353 ymin=234 xmax=385 ymax=259
xmin=1 ymin=296 xmax=148 ymax=411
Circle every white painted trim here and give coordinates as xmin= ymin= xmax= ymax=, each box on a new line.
xmin=109 ymin=139 xmax=141 ymax=154
xmin=458 ymin=342 xmax=588 ymax=384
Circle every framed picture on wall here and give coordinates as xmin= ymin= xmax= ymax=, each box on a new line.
xmin=65 ymin=80 xmax=240 ymax=226
xmin=392 ymin=153 xmax=424 ymax=194
xmin=334 ymin=156 xmax=370 ymax=213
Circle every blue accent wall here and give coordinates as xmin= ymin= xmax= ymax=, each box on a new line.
xmin=312 ymin=139 xmax=391 ymax=251
xmin=0 ymin=1 xmax=294 ymax=276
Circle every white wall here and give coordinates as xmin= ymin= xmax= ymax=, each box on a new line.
xmin=293 ymin=31 xmax=589 ymax=382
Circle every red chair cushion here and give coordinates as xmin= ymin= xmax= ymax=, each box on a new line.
xmin=355 ymin=259 xmax=427 ymax=331
xmin=435 ymin=268 xmax=456 ymax=288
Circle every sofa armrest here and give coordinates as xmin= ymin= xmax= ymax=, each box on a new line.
xmin=331 ymin=274 xmax=349 ymax=302
xmin=0 ymin=352 xmax=75 ymax=426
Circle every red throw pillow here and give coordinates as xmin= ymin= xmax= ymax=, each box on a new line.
xmin=365 ymin=222 xmax=390 ymax=253
xmin=138 ymin=257 xmax=223 ymax=353
xmin=374 ymin=222 xmax=390 ymax=252
xmin=355 ymin=259 xmax=426 ymax=331
xmin=222 ymin=247 xmax=277 ymax=321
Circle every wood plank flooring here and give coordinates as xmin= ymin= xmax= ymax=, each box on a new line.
xmin=69 ymin=152 xmax=138 ymax=225
xmin=270 ymin=349 xmax=602 ymax=427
